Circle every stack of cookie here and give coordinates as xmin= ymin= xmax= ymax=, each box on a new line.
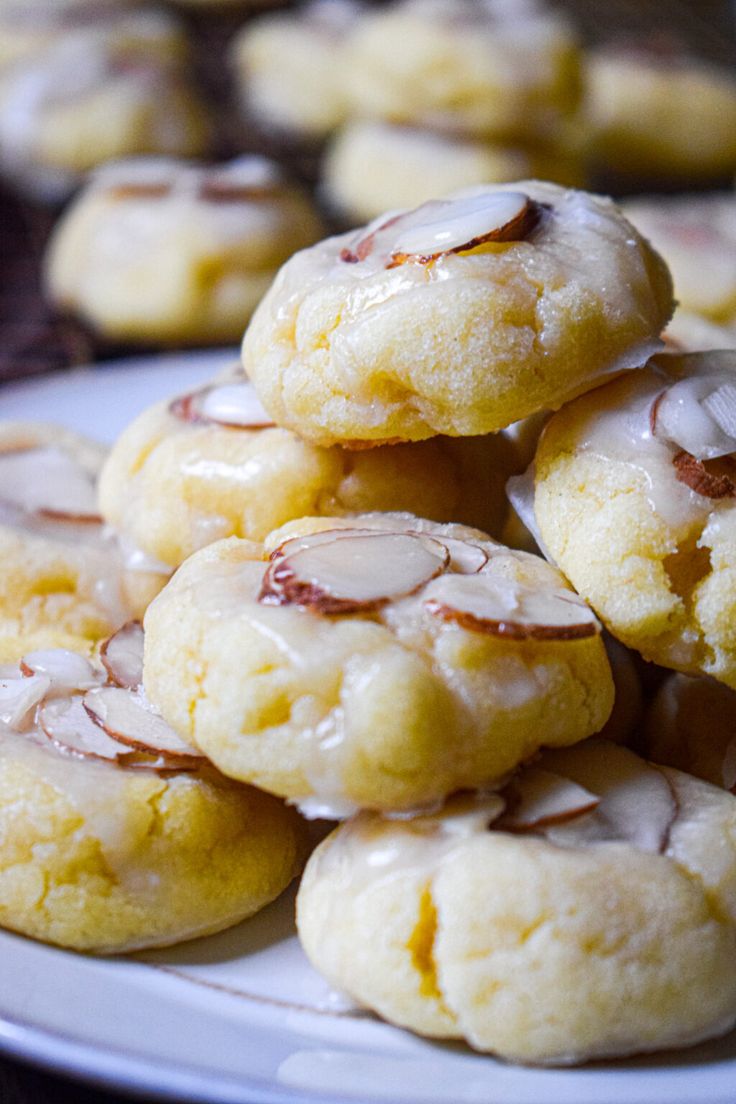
xmin=4 ymin=177 xmax=736 ymax=1069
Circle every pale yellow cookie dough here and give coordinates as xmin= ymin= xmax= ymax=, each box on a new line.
xmin=343 ymin=0 xmax=582 ymax=143
xmin=143 ymin=514 xmax=613 ymax=815
xmin=0 ymin=647 xmax=307 ymax=953
xmin=624 ymin=195 xmax=736 ymax=327
xmin=0 ymin=28 xmax=208 ymax=201
xmin=241 ymin=180 xmax=673 ymax=445
xmin=231 ymin=0 xmax=358 ymax=139
xmin=98 ymin=374 xmax=519 ymax=576
xmin=322 ymin=121 xmax=586 ymax=223
xmin=0 ymin=422 xmax=131 ymax=658
xmin=587 ymin=48 xmax=736 ymax=182
xmin=534 ymin=351 xmax=736 ymax=687
xmin=297 ymin=740 xmax=736 ymax=1064
xmin=45 ymin=156 xmax=322 ymax=345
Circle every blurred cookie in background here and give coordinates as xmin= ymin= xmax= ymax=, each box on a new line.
xmin=44 ymin=155 xmax=323 ymax=345
xmin=0 ymin=10 xmax=209 ymax=202
xmin=322 ymin=120 xmax=587 ymax=224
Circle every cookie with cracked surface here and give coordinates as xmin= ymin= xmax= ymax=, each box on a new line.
xmin=98 ymin=370 xmax=519 ymax=581
xmin=241 ymin=180 xmax=673 ymax=446
xmin=142 ymin=514 xmax=613 ymax=816
xmin=534 ymin=350 xmax=736 ymax=687
xmin=45 ymin=156 xmax=321 ymax=346
xmin=297 ymin=740 xmax=736 ymax=1064
xmin=0 ymin=641 xmax=307 ymax=953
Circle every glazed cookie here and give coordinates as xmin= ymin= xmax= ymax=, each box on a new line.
xmin=0 ymin=26 xmax=208 ymax=201
xmin=143 ymin=514 xmax=613 ymax=816
xmin=0 ymin=638 xmax=306 ymax=953
xmin=624 ymin=195 xmax=736 ymax=328
xmin=241 ymin=180 xmax=673 ymax=445
xmin=322 ymin=121 xmax=586 ymax=223
xmin=45 ymin=157 xmax=322 ymax=345
xmin=587 ymin=47 xmax=736 ymax=182
xmin=533 ymin=350 xmax=736 ymax=687
xmin=0 ymin=422 xmax=133 ymax=658
xmin=644 ymin=673 xmax=736 ymax=792
xmin=98 ymin=370 xmax=520 ymax=580
xmin=343 ymin=0 xmax=582 ymax=144
xmin=231 ymin=0 xmax=358 ymax=140
xmin=297 ymin=740 xmax=736 ymax=1064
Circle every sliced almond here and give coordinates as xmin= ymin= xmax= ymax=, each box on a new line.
xmin=0 ymin=446 xmax=100 ymax=521
xmin=260 ymin=530 xmax=449 ymax=614
xmin=39 ymin=697 xmax=128 ymax=762
xmin=339 ymin=211 xmax=404 ymax=263
xmin=170 ymin=383 xmax=274 ymax=430
xmin=0 ymin=673 xmax=50 ymax=729
xmin=100 ymin=621 xmax=144 ymax=689
xmin=672 ymin=450 xmax=736 ymax=499
xmin=497 ymin=768 xmax=600 ymax=831
xmin=651 ymin=372 xmax=736 ymax=460
xmin=430 ymin=536 xmax=489 ymax=574
xmin=541 ymin=741 xmax=678 ymax=854
xmin=423 ymin=573 xmax=599 ymax=640
xmin=20 ymin=649 xmax=99 ymax=693
xmin=388 ymin=192 xmax=539 ymax=266
xmin=109 ymin=182 xmax=171 ymax=200
xmin=83 ymin=687 xmax=202 ymax=763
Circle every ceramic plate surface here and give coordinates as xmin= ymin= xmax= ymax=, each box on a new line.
xmin=1 ymin=353 xmax=736 ymax=1104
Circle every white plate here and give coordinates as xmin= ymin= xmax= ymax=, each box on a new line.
xmin=1 ymin=353 xmax=736 ymax=1104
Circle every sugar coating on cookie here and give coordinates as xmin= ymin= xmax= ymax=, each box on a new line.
xmin=644 ymin=672 xmax=736 ymax=792
xmin=0 ymin=19 xmax=208 ymax=201
xmin=0 ymin=423 xmax=133 ymax=657
xmin=322 ymin=121 xmax=586 ymax=223
xmin=0 ymin=639 xmax=306 ymax=953
xmin=143 ymin=513 xmax=613 ymax=816
xmin=241 ymin=180 xmax=673 ymax=446
xmin=534 ymin=350 xmax=736 ymax=687
xmin=587 ymin=47 xmax=736 ymax=181
xmin=99 ymin=370 xmax=519 ymax=574
xmin=45 ymin=156 xmax=321 ymax=344
xmin=231 ymin=0 xmax=358 ymax=138
xmin=297 ymin=740 xmax=736 ymax=1064
xmin=342 ymin=0 xmax=582 ymax=143
xmin=624 ymin=195 xmax=736 ymax=327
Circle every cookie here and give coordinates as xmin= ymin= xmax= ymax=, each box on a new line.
xmin=343 ymin=0 xmax=582 ymax=143
xmin=231 ymin=0 xmax=358 ymax=140
xmin=297 ymin=740 xmax=736 ymax=1063
xmin=644 ymin=672 xmax=736 ymax=792
xmin=98 ymin=370 xmax=520 ymax=578
xmin=587 ymin=47 xmax=736 ymax=182
xmin=322 ymin=120 xmax=586 ymax=223
xmin=533 ymin=350 xmax=736 ymax=687
xmin=0 ymin=637 xmax=307 ymax=953
xmin=241 ymin=180 xmax=673 ymax=446
xmin=143 ymin=514 xmax=613 ymax=816
xmin=45 ymin=156 xmax=322 ymax=345
xmin=0 ymin=23 xmax=208 ymax=201
xmin=624 ymin=195 xmax=736 ymax=327
xmin=664 ymin=310 xmax=736 ymax=355
xmin=0 ymin=422 xmax=133 ymax=658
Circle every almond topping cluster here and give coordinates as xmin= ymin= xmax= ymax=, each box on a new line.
xmin=0 ymin=626 xmax=203 ymax=773
xmin=258 ymin=528 xmax=599 ymax=640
